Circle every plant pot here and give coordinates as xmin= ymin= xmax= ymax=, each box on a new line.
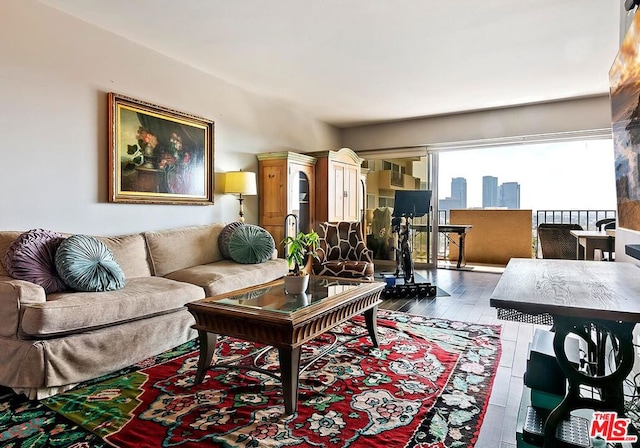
xmin=284 ymin=274 xmax=309 ymax=295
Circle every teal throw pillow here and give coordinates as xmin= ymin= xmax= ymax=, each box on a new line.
xmin=228 ymin=225 xmax=275 ymax=264
xmin=55 ymin=234 xmax=125 ymax=292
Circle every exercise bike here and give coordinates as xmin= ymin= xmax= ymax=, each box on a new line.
xmin=381 ymin=190 xmax=437 ymax=300
xmin=392 ymin=216 xmax=415 ymax=283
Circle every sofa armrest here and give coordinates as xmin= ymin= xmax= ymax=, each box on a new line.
xmin=0 ymin=276 xmax=46 ymax=338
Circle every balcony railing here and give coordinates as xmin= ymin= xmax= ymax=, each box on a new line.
xmin=534 ymin=210 xmax=616 ymax=231
xmin=391 ymin=171 xmax=403 ymax=187
xmin=438 ymin=209 xmax=616 ymax=231
xmin=433 ymin=209 xmax=617 ymax=262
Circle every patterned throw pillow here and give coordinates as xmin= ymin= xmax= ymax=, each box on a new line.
xmin=218 ymin=222 xmax=245 ymax=259
xmin=228 ymin=225 xmax=275 ymax=264
xmin=55 ymin=234 xmax=125 ymax=292
xmin=2 ymin=228 xmax=67 ymax=293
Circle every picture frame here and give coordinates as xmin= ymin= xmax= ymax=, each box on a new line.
xmin=108 ymin=92 xmax=214 ymax=205
xmin=610 ymin=11 xmax=640 ymax=231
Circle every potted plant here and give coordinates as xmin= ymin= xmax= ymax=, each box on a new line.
xmin=282 ymin=230 xmax=320 ymax=294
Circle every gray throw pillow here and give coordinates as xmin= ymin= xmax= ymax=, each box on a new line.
xmin=55 ymin=234 xmax=125 ymax=292
xmin=228 ymin=225 xmax=275 ymax=264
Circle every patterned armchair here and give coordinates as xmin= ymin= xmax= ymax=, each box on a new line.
xmin=312 ymin=222 xmax=375 ymax=280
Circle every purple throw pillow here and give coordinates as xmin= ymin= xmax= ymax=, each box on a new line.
xmin=3 ymin=229 xmax=67 ymax=293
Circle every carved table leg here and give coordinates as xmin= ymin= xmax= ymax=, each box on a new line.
xmin=194 ymin=330 xmax=218 ymax=385
xmin=544 ymin=317 xmax=635 ymax=447
xmin=278 ymin=346 xmax=301 ymax=415
xmin=364 ymin=305 xmax=380 ymax=347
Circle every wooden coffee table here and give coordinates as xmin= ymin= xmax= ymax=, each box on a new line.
xmin=186 ymin=276 xmax=384 ymax=414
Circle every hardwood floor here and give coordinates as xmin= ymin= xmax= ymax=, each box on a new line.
xmin=378 ymin=267 xmax=542 ymax=448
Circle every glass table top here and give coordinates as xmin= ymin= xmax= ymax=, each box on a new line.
xmin=215 ymin=277 xmax=370 ymax=314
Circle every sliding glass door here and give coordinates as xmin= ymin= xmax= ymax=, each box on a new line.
xmin=359 ymin=150 xmax=437 ymax=269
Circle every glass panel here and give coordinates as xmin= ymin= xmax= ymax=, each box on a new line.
xmin=436 ymin=138 xmax=616 ymax=265
xmin=298 ymin=172 xmax=310 ymax=233
xmin=287 ymin=170 xmax=311 ymax=236
xmin=360 ymin=154 xmax=434 ymax=267
xmin=216 ymin=277 xmax=365 ymax=314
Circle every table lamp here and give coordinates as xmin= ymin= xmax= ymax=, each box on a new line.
xmin=224 ymin=171 xmax=257 ymax=222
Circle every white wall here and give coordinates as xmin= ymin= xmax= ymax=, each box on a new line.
xmin=0 ymin=0 xmax=339 ymax=235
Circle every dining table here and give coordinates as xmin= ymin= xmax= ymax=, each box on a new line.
xmin=491 ymin=258 xmax=640 ymax=446
xmin=570 ymin=229 xmax=615 ymax=261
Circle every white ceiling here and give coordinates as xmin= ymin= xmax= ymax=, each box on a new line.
xmin=40 ymin=0 xmax=625 ymax=128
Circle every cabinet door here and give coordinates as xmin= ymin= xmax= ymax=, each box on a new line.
xmin=331 ymin=163 xmax=345 ymax=221
xmin=259 ymin=162 xmax=286 ymax=226
xmin=343 ymin=164 xmax=360 ymax=221
xmin=290 ymin=163 xmax=314 ymax=234
xmin=329 ymin=161 xmax=360 ymax=222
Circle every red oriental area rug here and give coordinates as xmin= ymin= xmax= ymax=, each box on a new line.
xmin=42 ymin=310 xmax=501 ymax=448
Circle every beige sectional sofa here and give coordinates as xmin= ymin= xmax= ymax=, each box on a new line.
xmin=0 ymin=223 xmax=288 ymax=399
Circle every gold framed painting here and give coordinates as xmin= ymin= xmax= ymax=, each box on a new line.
xmin=108 ymin=93 xmax=214 ymax=205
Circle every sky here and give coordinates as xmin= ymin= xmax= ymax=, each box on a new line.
xmin=437 ymin=138 xmax=617 ymax=211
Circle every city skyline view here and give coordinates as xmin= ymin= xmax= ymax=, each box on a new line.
xmin=437 ymin=139 xmax=617 ymax=212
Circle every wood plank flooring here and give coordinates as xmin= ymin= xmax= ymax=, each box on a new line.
xmin=379 ymin=267 xmax=541 ymax=448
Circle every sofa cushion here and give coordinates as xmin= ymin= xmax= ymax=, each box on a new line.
xmin=144 ymin=223 xmax=226 ymax=277
xmin=218 ymin=222 xmax=244 ymax=259
xmin=3 ymin=229 xmax=67 ymax=293
xmin=97 ymin=233 xmax=151 ymax=278
xmin=228 ymin=225 xmax=275 ymax=264
xmin=55 ymin=235 xmax=125 ymax=292
xmin=165 ymin=259 xmax=288 ymax=296
xmin=19 ymin=276 xmax=205 ymax=337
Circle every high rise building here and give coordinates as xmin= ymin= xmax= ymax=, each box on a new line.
xmin=439 ymin=177 xmax=467 ymax=212
xmin=499 ymin=182 xmax=521 ymax=209
xmin=482 ymin=176 xmax=498 ymax=208
xmin=451 ymin=177 xmax=467 ymax=209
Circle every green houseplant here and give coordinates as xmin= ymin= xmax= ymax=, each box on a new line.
xmin=282 ymin=230 xmax=320 ymax=294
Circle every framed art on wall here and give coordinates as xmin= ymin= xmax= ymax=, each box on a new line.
xmin=610 ymin=11 xmax=640 ymax=231
xmin=108 ymin=93 xmax=214 ymax=205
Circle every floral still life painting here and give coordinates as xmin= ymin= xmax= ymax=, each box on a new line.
xmin=108 ymin=93 xmax=214 ymax=205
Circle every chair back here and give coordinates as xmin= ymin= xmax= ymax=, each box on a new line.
xmin=596 ymin=218 xmax=616 ymax=231
xmin=317 ymin=221 xmax=369 ymax=261
xmin=537 ymin=223 xmax=584 ymax=259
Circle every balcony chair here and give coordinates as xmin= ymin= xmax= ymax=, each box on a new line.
xmin=596 ymin=218 xmax=616 ymax=261
xmin=537 ymin=223 xmax=584 ymax=260
xmin=312 ymin=221 xmax=375 ymax=280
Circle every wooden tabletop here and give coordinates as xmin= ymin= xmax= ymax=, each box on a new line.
xmin=569 ymin=230 xmax=611 ymax=239
xmin=438 ymin=224 xmax=472 ymax=234
xmin=490 ymin=258 xmax=640 ymax=322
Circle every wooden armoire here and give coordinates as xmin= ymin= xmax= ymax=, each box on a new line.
xmin=312 ymin=148 xmax=363 ymax=223
xmin=257 ymin=152 xmax=317 ymax=256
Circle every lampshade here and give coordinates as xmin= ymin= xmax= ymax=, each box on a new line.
xmin=224 ymin=171 xmax=257 ymax=195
